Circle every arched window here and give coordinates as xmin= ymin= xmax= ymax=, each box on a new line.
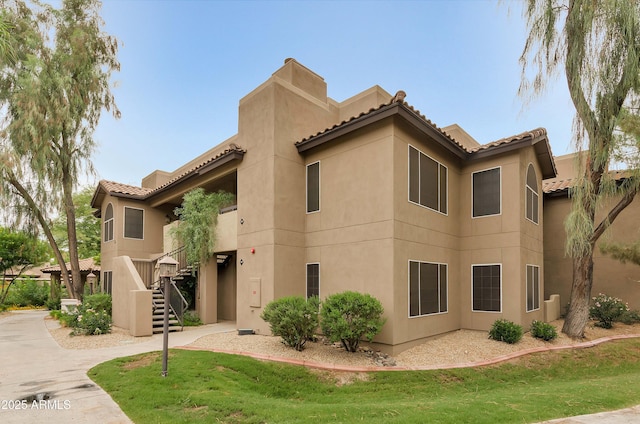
xmin=525 ymin=164 xmax=539 ymax=224
xmin=104 ymin=203 xmax=114 ymax=242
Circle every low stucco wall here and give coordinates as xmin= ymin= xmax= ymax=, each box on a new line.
xmin=112 ymin=256 xmax=152 ymax=336
xmin=544 ymin=294 xmax=561 ymax=322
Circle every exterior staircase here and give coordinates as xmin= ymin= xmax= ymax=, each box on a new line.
xmin=152 ymin=288 xmax=182 ymax=334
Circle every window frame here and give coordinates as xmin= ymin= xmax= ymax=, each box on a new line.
xmin=408 ymin=145 xmax=448 ymax=215
xmin=103 ymin=270 xmax=113 ymax=295
xmin=306 ymin=161 xmax=320 ymax=214
xmin=525 ymin=163 xmax=539 ymax=224
xmin=306 ymin=263 xmax=320 ymax=299
xmin=104 ymin=203 xmax=114 ymax=243
xmin=471 ymin=263 xmax=502 ymax=313
xmin=526 ymin=264 xmax=540 ymax=312
xmin=408 ymin=260 xmax=448 ymax=318
xmin=123 ymin=206 xmax=144 ymax=240
xmin=471 ymin=166 xmax=502 ymax=218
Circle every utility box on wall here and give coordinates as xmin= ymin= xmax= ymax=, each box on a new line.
xmin=249 ymin=277 xmax=261 ymax=307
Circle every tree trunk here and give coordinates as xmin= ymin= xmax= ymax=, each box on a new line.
xmin=63 ymin=171 xmax=83 ymax=301
xmin=7 ymin=173 xmax=73 ymax=297
xmin=562 ymin=253 xmax=594 ymax=338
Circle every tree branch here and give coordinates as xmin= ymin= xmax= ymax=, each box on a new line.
xmin=591 ymin=186 xmax=638 ymax=244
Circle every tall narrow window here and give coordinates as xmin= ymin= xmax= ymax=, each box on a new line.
xmin=306 ymin=263 xmax=320 ymax=298
xmin=526 ymin=164 xmax=539 ymax=224
xmin=408 ymin=145 xmax=447 ymax=214
xmin=526 ymin=265 xmax=540 ymax=312
xmin=472 ymin=167 xmax=501 ymax=217
xmin=472 ymin=264 xmax=501 ymax=312
xmin=306 ymin=162 xmax=320 ymax=213
xmin=103 ymin=271 xmax=113 ymax=295
xmin=104 ymin=203 xmax=114 ymax=242
xmin=409 ymin=260 xmax=448 ymax=317
xmin=124 ymin=207 xmax=144 ymax=239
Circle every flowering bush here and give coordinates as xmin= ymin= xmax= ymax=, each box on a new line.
xmin=73 ymin=307 xmax=112 ymax=335
xmin=56 ymin=302 xmax=112 ymax=336
xmin=589 ymin=293 xmax=628 ymax=329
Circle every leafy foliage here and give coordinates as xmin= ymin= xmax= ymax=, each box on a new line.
xmin=530 ymin=320 xmax=558 ymax=341
xmin=261 ymin=296 xmax=319 ymax=351
xmin=172 ymin=188 xmax=234 ymax=266
xmin=488 ymin=319 xmax=523 ymax=344
xmin=589 ymin=293 xmax=628 ymax=329
xmin=320 ymin=291 xmax=386 ymax=352
xmin=0 ymin=226 xmax=50 ymax=305
xmin=599 ymin=241 xmax=640 ymax=266
xmin=3 ymin=278 xmax=49 ymax=307
xmin=82 ymin=293 xmax=112 ymax=315
xmin=0 ymin=0 xmax=120 ymax=300
xmin=619 ymin=309 xmax=640 ymax=325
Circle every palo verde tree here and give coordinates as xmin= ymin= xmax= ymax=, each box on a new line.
xmin=171 ymin=188 xmax=234 ymax=267
xmin=519 ymin=0 xmax=640 ymax=337
xmin=0 ymin=0 xmax=119 ymax=300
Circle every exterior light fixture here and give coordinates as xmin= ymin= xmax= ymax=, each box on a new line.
xmin=86 ymin=271 xmax=97 ymax=295
xmin=157 ymin=256 xmax=179 ymax=377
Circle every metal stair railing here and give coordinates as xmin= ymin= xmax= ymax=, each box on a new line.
xmin=157 ymin=279 xmax=189 ymax=330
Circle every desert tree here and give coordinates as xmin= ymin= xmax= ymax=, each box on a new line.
xmin=519 ymin=0 xmax=640 ymax=337
xmin=0 ymin=0 xmax=119 ymax=300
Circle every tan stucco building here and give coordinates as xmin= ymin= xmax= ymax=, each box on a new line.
xmin=92 ymin=59 xmax=571 ymax=353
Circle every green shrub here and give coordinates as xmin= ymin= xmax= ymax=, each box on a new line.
xmin=488 ymin=319 xmax=523 ymax=344
xmin=261 ymin=296 xmax=319 ymax=351
xmin=183 ymin=310 xmax=202 ymax=326
xmin=45 ymin=297 xmax=61 ymax=311
xmin=530 ymin=320 xmax=558 ymax=341
xmin=320 ymin=291 xmax=386 ymax=352
xmin=589 ymin=293 xmax=628 ymax=329
xmin=83 ymin=293 xmax=112 ymax=315
xmin=618 ymin=309 xmax=640 ymax=325
xmin=5 ymin=279 xmax=49 ymax=307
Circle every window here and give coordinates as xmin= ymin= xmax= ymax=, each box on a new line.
xmin=472 ymin=167 xmax=501 ymax=217
xmin=409 ymin=260 xmax=448 ymax=317
xmin=104 ymin=203 xmax=114 ymax=242
xmin=526 ymin=265 xmax=540 ymax=312
xmin=306 ymin=162 xmax=320 ymax=213
xmin=526 ymin=164 xmax=539 ymax=224
xmin=124 ymin=207 xmax=144 ymax=239
xmin=306 ymin=263 xmax=319 ymax=298
xmin=103 ymin=271 xmax=113 ymax=295
xmin=408 ymin=145 xmax=447 ymax=214
xmin=472 ymin=264 xmax=501 ymax=312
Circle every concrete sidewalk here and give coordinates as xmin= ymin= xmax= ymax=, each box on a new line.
xmin=1 ymin=310 xmax=639 ymax=423
xmin=0 ymin=310 xmax=235 ymax=424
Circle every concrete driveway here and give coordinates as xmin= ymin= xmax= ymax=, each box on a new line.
xmin=0 ymin=310 xmax=235 ymax=424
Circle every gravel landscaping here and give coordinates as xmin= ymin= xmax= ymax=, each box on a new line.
xmin=38 ymin=311 xmax=640 ymax=369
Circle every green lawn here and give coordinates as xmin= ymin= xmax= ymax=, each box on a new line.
xmin=89 ymin=338 xmax=640 ymax=423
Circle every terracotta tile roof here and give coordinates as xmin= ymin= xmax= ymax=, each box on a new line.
xmin=469 ymin=128 xmax=548 ymax=153
xmin=543 ymin=170 xmax=629 ymax=194
xmin=96 ymin=143 xmax=246 ymax=202
xmin=41 ymin=258 xmax=100 ymax=273
xmin=99 ymin=180 xmax=153 ymax=198
xmin=150 ymin=143 xmax=246 ymax=194
xmin=296 ymin=95 xmax=468 ymax=152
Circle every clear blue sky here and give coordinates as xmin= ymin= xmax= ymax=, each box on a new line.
xmin=92 ymin=0 xmax=576 ymax=187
